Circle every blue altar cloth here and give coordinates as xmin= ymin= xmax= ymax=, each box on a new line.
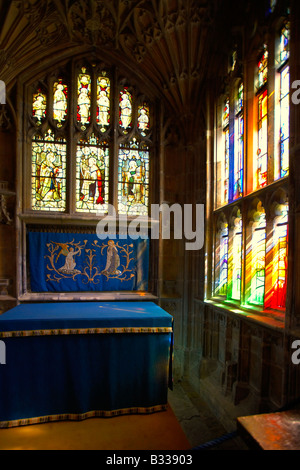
xmin=0 ymin=302 xmax=173 ymax=428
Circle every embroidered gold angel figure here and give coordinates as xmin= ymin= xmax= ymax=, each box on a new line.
xmin=102 ymin=240 xmax=121 ymax=276
xmin=58 ymin=246 xmax=81 ymax=275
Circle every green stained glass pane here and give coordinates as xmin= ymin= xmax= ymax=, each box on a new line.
xmin=77 ymin=67 xmax=91 ymax=130
xmin=97 ymin=75 xmax=110 ymax=132
xmin=137 ymin=104 xmax=150 ymax=136
xmin=118 ymin=139 xmax=149 ymax=215
xmin=31 ymin=130 xmax=66 ymax=211
xmin=119 ymin=87 xmax=132 ymax=133
xmin=53 ymin=79 xmax=68 ymax=127
xmin=33 ymin=90 xmax=47 ymax=125
xmin=76 ymin=134 xmax=109 ymax=213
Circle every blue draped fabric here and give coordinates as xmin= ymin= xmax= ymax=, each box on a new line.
xmin=0 ymin=302 xmax=173 ymax=427
xmin=28 ymin=231 xmax=149 ymax=292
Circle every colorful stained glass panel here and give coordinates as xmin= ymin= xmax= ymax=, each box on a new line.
xmin=249 ymin=213 xmax=266 ymax=305
xmin=222 ymin=98 xmax=229 ymax=129
xmin=231 ymin=219 xmax=242 ymax=300
xmin=53 ymin=79 xmax=68 ymax=127
xmin=257 ymin=90 xmax=268 ymax=188
xmin=76 ymin=134 xmax=109 ymax=213
xmin=31 ymin=130 xmax=66 ymax=211
xmin=234 ymin=115 xmax=244 ymax=199
xmin=137 ymin=104 xmax=150 ymax=136
xmin=97 ymin=75 xmax=110 ymax=132
xmin=280 ymin=66 xmax=289 ymax=178
xmin=258 ymin=47 xmax=268 ymax=89
xmin=118 ymin=140 xmax=149 ymax=215
xmin=280 ymin=23 xmax=290 ymax=64
xmin=119 ymin=87 xmax=132 ymax=133
xmin=77 ymin=67 xmax=91 ymax=130
xmin=215 ymin=223 xmax=228 ymax=296
xmin=223 ymin=128 xmax=229 ymax=204
xmin=33 ymin=91 xmax=46 ymax=125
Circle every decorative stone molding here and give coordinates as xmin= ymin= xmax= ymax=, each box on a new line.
xmin=0 ymin=181 xmax=15 ymax=225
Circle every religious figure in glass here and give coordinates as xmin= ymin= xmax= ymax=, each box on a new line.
xmin=97 ymin=75 xmax=110 ymax=132
xmin=118 ymin=140 xmax=149 ymax=215
xmin=32 ymin=131 xmax=66 ymax=211
xmin=137 ymin=104 xmax=150 ymax=136
xmin=77 ymin=68 xmax=91 ymax=129
xmin=53 ymin=80 xmax=68 ymax=127
xmin=119 ymin=88 xmax=132 ymax=131
xmin=33 ymin=91 xmax=46 ymax=125
xmin=76 ymin=135 xmax=109 ymax=213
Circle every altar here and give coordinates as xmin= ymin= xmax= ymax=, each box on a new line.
xmin=0 ymin=301 xmax=173 ymax=428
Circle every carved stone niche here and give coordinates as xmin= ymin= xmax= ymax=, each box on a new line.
xmin=0 ymin=104 xmax=12 ymax=132
xmin=0 ymin=181 xmax=15 ymax=225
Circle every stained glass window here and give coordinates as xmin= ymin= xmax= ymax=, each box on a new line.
xmin=248 ymin=210 xmax=266 ymax=305
xmin=265 ymin=205 xmax=288 ymax=309
xmin=30 ymin=62 xmax=152 ymax=217
xmin=31 ymin=129 xmax=67 ymax=211
xmin=76 ymin=134 xmax=110 ymax=213
xmin=77 ymin=67 xmax=91 ymax=130
xmin=234 ymin=84 xmax=244 ymax=199
xmin=279 ymin=66 xmax=289 ymax=178
xmin=97 ymin=74 xmax=110 ymax=132
xmin=231 ymin=217 xmax=242 ymax=300
xmin=33 ymin=90 xmax=46 ymax=125
xmin=138 ymin=103 xmax=150 ymax=136
xmin=53 ymin=79 xmax=68 ymax=127
xmin=280 ymin=22 xmax=290 ymax=64
xmin=222 ymin=98 xmax=230 ymax=205
xmin=119 ymin=87 xmax=132 ymax=133
xmin=258 ymin=46 xmax=268 ymax=89
xmin=222 ymin=98 xmax=229 ymax=129
xmin=118 ymin=139 xmax=149 ymax=215
xmin=257 ymin=89 xmax=268 ymax=188
xmin=214 ymin=220 xmax=228 ymax=296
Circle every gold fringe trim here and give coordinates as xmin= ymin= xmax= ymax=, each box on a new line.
xmin=0 ymin=326 xmax=172 ymax=338
xmin=0 ymin=404 xmax=169 ymax=428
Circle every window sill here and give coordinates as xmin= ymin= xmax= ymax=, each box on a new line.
xmin=200 ymin=297 xmax=285 ymax=331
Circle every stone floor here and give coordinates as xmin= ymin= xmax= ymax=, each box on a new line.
xmin=168 ymin=381 xmax=249 ymax=450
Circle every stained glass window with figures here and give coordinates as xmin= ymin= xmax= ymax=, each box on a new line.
xmin=29 ymin=61 xmax=153 ymax=216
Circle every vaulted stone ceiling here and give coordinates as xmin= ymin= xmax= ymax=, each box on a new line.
xmin=0 ymin=0 xmax=246 ymax=136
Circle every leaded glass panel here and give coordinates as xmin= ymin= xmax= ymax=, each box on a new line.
xmin=76 ymin=134 xmax=109 ymax=213
xmin=119 ymin=87 xmax=132 ymax=133
xmin=118 ymin=139 xmax=149 ymax=215
xmin=97 ymin=74 xmax=110 ymax=132
xmin=77 ymin=67 xmax=91 ymax=130
xmin=31 ymin=130 xmax=67 ymax=211
xmin=53 ymin=79 xmax=68 ymax=127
